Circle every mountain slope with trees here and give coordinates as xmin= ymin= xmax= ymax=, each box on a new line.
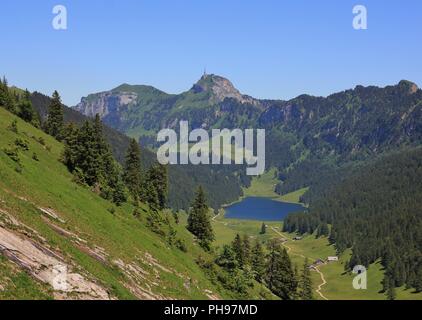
xmin=74 ymin=74 xmax=422 ymax=201
xmin=29 ymin=90 xmax=247 ymax=211
xmin=0 ymin=104 xmax=279 ymax=299
xmin=283 ymin=147 xmax=422 ymax=294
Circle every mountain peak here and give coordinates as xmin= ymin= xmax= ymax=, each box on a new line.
xmin=191 ymin=73 xmax=256 ymax=105
xmin=398 ymin=80 xmax=419 ymax=94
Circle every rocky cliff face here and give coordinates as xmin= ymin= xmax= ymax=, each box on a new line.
xmin=75 ymin=91 xmax=138 ymax=119
xmin=73 ymin=74 xmax=265 ymax=136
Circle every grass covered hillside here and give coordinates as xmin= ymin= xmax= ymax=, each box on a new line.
xmin=0 ymin=106 xmax=262 ymax=300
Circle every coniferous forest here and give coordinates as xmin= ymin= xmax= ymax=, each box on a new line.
xmin=283 ymin=148 xmax=422 ymax=292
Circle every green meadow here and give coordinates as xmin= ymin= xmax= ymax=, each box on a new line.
xmin=213 ymin=172 xmax=422 ymax=300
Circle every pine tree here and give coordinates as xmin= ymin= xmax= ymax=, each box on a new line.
xmin=145 ymin=178 xmax=160 ymax=212
xmin=265 ymin=240 xmax=297 ymax=300
xmin=145 ymin=164 xmax=168 ymax=210
xmin=251 ymin=240 xmax=266 ymax=282
xmin=242 ymin=235 xmax=251 ymax=266
xmin=17 ymin=90 xmax=38 ymax=125
xmin=328 ymin=227 xmax=336 ymax=245
xmin=260 ymin=222 xmax=267 ymax=235
xmin=216 ymin=245 xmax=238 ymax=271
xmin=112 ymin=178 xmax=127 ymax=206
xmin=91 ymin=115 xmax=125 ymax=203
xmin=0 ymin=76 xmax=16 ymax=113
xmin=45 ymin=90 xmax=64 ymax=140
xmin=124 ymin=138 xmax=142 ymax=201
xmin=62 ymin=123 xmax=79 ymax=172
xmin=387 ymin=276 xmax=396 ymax=300
xmin=298 ymin=258 xmax=313 ymax=300
xmin=316 ymin=223 xmax=329 ymax=238
xmin=414 ymin=266 xmax=422 ymax=293
xmin=76 ymin=121 xmax=101 ymax=186
xmin=187 ymin=186 xmax=214 ymax=250
xmin=232 ymin=234 xmax=245 ymax=267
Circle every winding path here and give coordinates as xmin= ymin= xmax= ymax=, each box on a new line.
xmin=314 ymin=267 xmax=328 ymax=300
xmin=270 ymin=227 xmax=329 ymax=300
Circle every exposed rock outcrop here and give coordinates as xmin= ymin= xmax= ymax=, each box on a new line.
xmin=0 ymin=226 xmax=111 ymax=300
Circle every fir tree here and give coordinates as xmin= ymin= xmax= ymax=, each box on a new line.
xmin=232 ymin=234 xmax=245 ymax=267
xmin=0 ymin=76 xmax=16 ymax=113
xmin=61 ymin=118 xmax=126 ymax=205
xmin=145 ymin=178 xmax=160 ymax=212
xmin=45 ymin=90 xmax=64 ymax=140
xmin=62 ymin=123 xmax=79 ymax=172
xmin=216 ymin=245 xmax=238 ymax=271
xmin=242 ymin=235 xmax=251 ymax=266
xmin=124 ymin=138 xmax=142 ymax=201
xmin=414 ymin=269 xmax=422 ymax=293
xmin=145 ymin=164 xmax=168 ymax=210
xmin=17 ymin=90 xmax=38 ymax=125
xmin=265 ymin=240 xmax=297 ymax=300
xmin=76 ymin=121 xmax=101 ymax=186
xmin=187 ymin=186 xmax=214 ymax=250
xmin=112 ymin=178 xmax=127 ymax=206
xmin=298 ymin=258 xmax=313 ymax=300
xmin=386 ymin=276 xmax=396 ymax=300
xmin=93 ymin=116 xmax=122 ymax=201
xmin=316 ymin=223 xmax=329 ymax=238
xmin=260 ymin=222 xmax=267 ymax=235
xmin=251 ymin=240 xmax=266 ymax=282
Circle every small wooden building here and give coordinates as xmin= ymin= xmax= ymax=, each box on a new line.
xmin=327 ymin=256 xmax=339 ymax=262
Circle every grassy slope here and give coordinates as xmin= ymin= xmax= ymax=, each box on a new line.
xmin=0 ymin=107 xmax=230 ymax=300
xmin=213 ymin=171 xmax=422 ymax=300
xmin=242 ymin=168 xmax=308 ymax=204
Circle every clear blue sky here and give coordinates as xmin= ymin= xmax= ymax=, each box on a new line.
xmin=1 ymin=0 xmax=422 ymax=106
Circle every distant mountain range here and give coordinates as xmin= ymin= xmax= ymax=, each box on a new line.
xmin=74 ymin=74 xmax=422 ymax=193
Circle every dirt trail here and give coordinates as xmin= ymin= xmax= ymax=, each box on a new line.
xmin=314 ymin=267 xmax=328 ymax=300
xmin=270 ymin=227 xmax=329 ymax=301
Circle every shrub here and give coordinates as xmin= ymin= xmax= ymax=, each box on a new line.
xmin=72 ymin=168 xmax=86 ymax=185
xmin=133 ymin=208 xmax=141 ymax=218
xmin=14 ymin=138 xmax=29 ymax=151
xmin=39 ymin=137 xmax=45 ymax=145
xmin=175 ymin=239 xmax=188 ymax=252
xmin=3 ymin=146 xmax=20 ymax=163
xmin=7 ymin=120 xmax=18 ymax=133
